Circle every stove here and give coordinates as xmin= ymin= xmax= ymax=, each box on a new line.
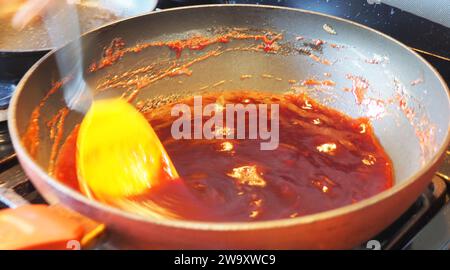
xmin=0 ymin=0 xmax=449 ymax=250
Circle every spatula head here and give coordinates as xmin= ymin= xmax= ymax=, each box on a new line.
xmin=76 ymin=98 xmax=177 ymax=201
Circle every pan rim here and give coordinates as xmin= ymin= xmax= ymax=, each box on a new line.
xmin=8 ymin=4 xmax=450 ymax=232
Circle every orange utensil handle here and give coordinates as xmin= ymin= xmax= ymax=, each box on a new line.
xmin=0 ymin=204 xmax=104 ymax=250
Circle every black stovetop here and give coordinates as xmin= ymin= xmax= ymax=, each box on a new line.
xmin=0 ymin=0 xmax=449 ymax=250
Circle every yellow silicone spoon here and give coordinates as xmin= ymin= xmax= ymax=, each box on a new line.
xmin=76 ymin=98 xmax=179 ymax=202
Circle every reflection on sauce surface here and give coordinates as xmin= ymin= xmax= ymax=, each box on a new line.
xmin=54 ymin=91 xmax=393 ymax=222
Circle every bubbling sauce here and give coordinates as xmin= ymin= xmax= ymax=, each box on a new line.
xmin=54 ymin=90 xmax=393 ymax=222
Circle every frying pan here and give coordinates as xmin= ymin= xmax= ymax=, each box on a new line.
xmin=5 ymin=4 xmax=450 ymax=249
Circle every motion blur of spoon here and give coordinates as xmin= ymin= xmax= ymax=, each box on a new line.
xmin=76 ymin=98 xmax=179 ymax=201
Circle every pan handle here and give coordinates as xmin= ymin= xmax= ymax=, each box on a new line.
xmin=0 ymin=166 xmax=105 ymax=250
xmin=0 ymin=204 xmax=105 ymax=250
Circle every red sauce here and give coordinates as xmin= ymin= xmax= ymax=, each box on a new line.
xmin=54 ymin=90 xmax=393 ymax=222
xmin=302 ymin=79 xmax=336 ymax=87
xmin=88 ymin=31 xmax=283 ymax=72
xmin=47 ymin=107 xmax=70 ymax=174
xmin=345 ymin=74 xmax=370 ymax=105
xmin=54 ymin=125 xmax=80 ymax=191
xmin=22 ymin=78 xmax=70 ymax=158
